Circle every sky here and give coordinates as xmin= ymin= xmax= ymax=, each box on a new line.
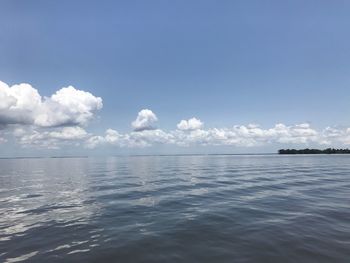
xmin=1 ymin=0 xmax=350 ymax=156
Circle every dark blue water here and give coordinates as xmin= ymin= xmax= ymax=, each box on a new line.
xmin=0 ymin=155 xmax=349 ymax=262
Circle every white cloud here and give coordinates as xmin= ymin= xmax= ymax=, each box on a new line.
xmin=48 ymin=126 xmax=88 ymax=140
xmin=169 ymin=123 xmax=319 ymax=147
xmin=105 ymin=128 xmax=122 ymax=143
xmin=126 ymin=129 xmax=175 ymax=147
xmin=265 ymin=123 xmax=318 ymax=144
xmin=1 ymin=91 xmax=350 ymax=151
xmin=85 ymin=128 xmax=175 ymax=148
xmin=0 ymin=81 xmax=42 ymax=125
xmin=16 ymin=127 xmax=89 ymax=149
xmin=177 ymin=117 xmax=203 ymax=131
xmin=0 ymin=81 xmax=102 ymax=128
xmin=85 ymin=135 xmax=106 ymax=149
xmin=87 ymin=122 xmax=350 ymax=149
xmin=131 ymin=109 xmax=158 ymax=131
xmin=0 ymin=137 xmax=7 ymax=144
xmin=16 ymin=120 xmax=347 ymax=150
xmin=321 ymin=126 xmax=350 ymax=145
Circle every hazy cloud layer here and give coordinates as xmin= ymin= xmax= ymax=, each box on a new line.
xmin=0 ymin=81 xmax=102 ymax=127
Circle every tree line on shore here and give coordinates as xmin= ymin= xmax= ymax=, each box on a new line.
xmin=278 ymin=148 xmax=350 ymax=154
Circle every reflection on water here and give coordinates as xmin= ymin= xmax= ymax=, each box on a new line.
xmin=0 ymin=155 xmax=350 ymax=262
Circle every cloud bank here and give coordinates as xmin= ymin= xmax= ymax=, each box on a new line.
xmin=1 ymin=80 xmax=350 ymax=151
xmin=6 ymin=111 xmax=350 ymax=150
xmin=85 ymin=122 xmax=350 ymax=149
xmin=15 ymin=126 xmax=89 ymax=149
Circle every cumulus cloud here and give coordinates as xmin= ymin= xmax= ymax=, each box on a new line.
xmin=0 ymin=81 xmax=41 ymax=125
xmin=177 ymin=117 xmax=203 ymax=131
xmin=16 ymin=126 xmax=89 ymax=149
xmin=1 ymin=92 xmax=350 ymax=151
xmin=126 ymin=129 xmax=175 ymax=147
xmin=86 ymin=121 xmax=350 ymax=150
xmin=85 ymin=122 xmax=331 ymax=149
xmin=131 ymin=109 xmax=158 ymax=131
xmin=14 ymin=119 xmax=350 ymax=150
xmin=0 ymin=81 xmax=102 ymax=128
xmin=35 ymin=86 xmax=103 ymax=127
xmin=86 ymin=128 xmax=174 ymax=148
xmin=85 ymin=129 xmax=122 ymax=149
xmin=85 ymin=136 xmax=104 ymax=149
xmin=268 ymin=123 xmax=318 ymax=144
xmin=321 ymin=126 xmax=350 ymax=145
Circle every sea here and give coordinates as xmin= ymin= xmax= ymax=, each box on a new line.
xmin=0 ymin=155 xmax=349 ymax=262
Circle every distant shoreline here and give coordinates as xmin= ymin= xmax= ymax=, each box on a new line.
xmin=278 ymin=148 xmax=350 ymax=154
xmin=2 ymin=151 xmax=350 ymax=159
xmin=0 ymin=154 xmax=276 ymax=159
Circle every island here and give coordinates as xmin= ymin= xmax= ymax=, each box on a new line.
xmin=278 ymin=148 xmax=350 ymax=154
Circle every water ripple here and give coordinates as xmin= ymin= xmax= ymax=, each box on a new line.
xmin=0 ymin=155 xmax=350 ymax=262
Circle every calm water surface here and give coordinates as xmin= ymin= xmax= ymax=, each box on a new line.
xmin=0 ymin=155 xmax=349 ymax=262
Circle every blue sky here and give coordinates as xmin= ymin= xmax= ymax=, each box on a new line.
xmin=1 ymin=0 xmax=350 ymax=156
